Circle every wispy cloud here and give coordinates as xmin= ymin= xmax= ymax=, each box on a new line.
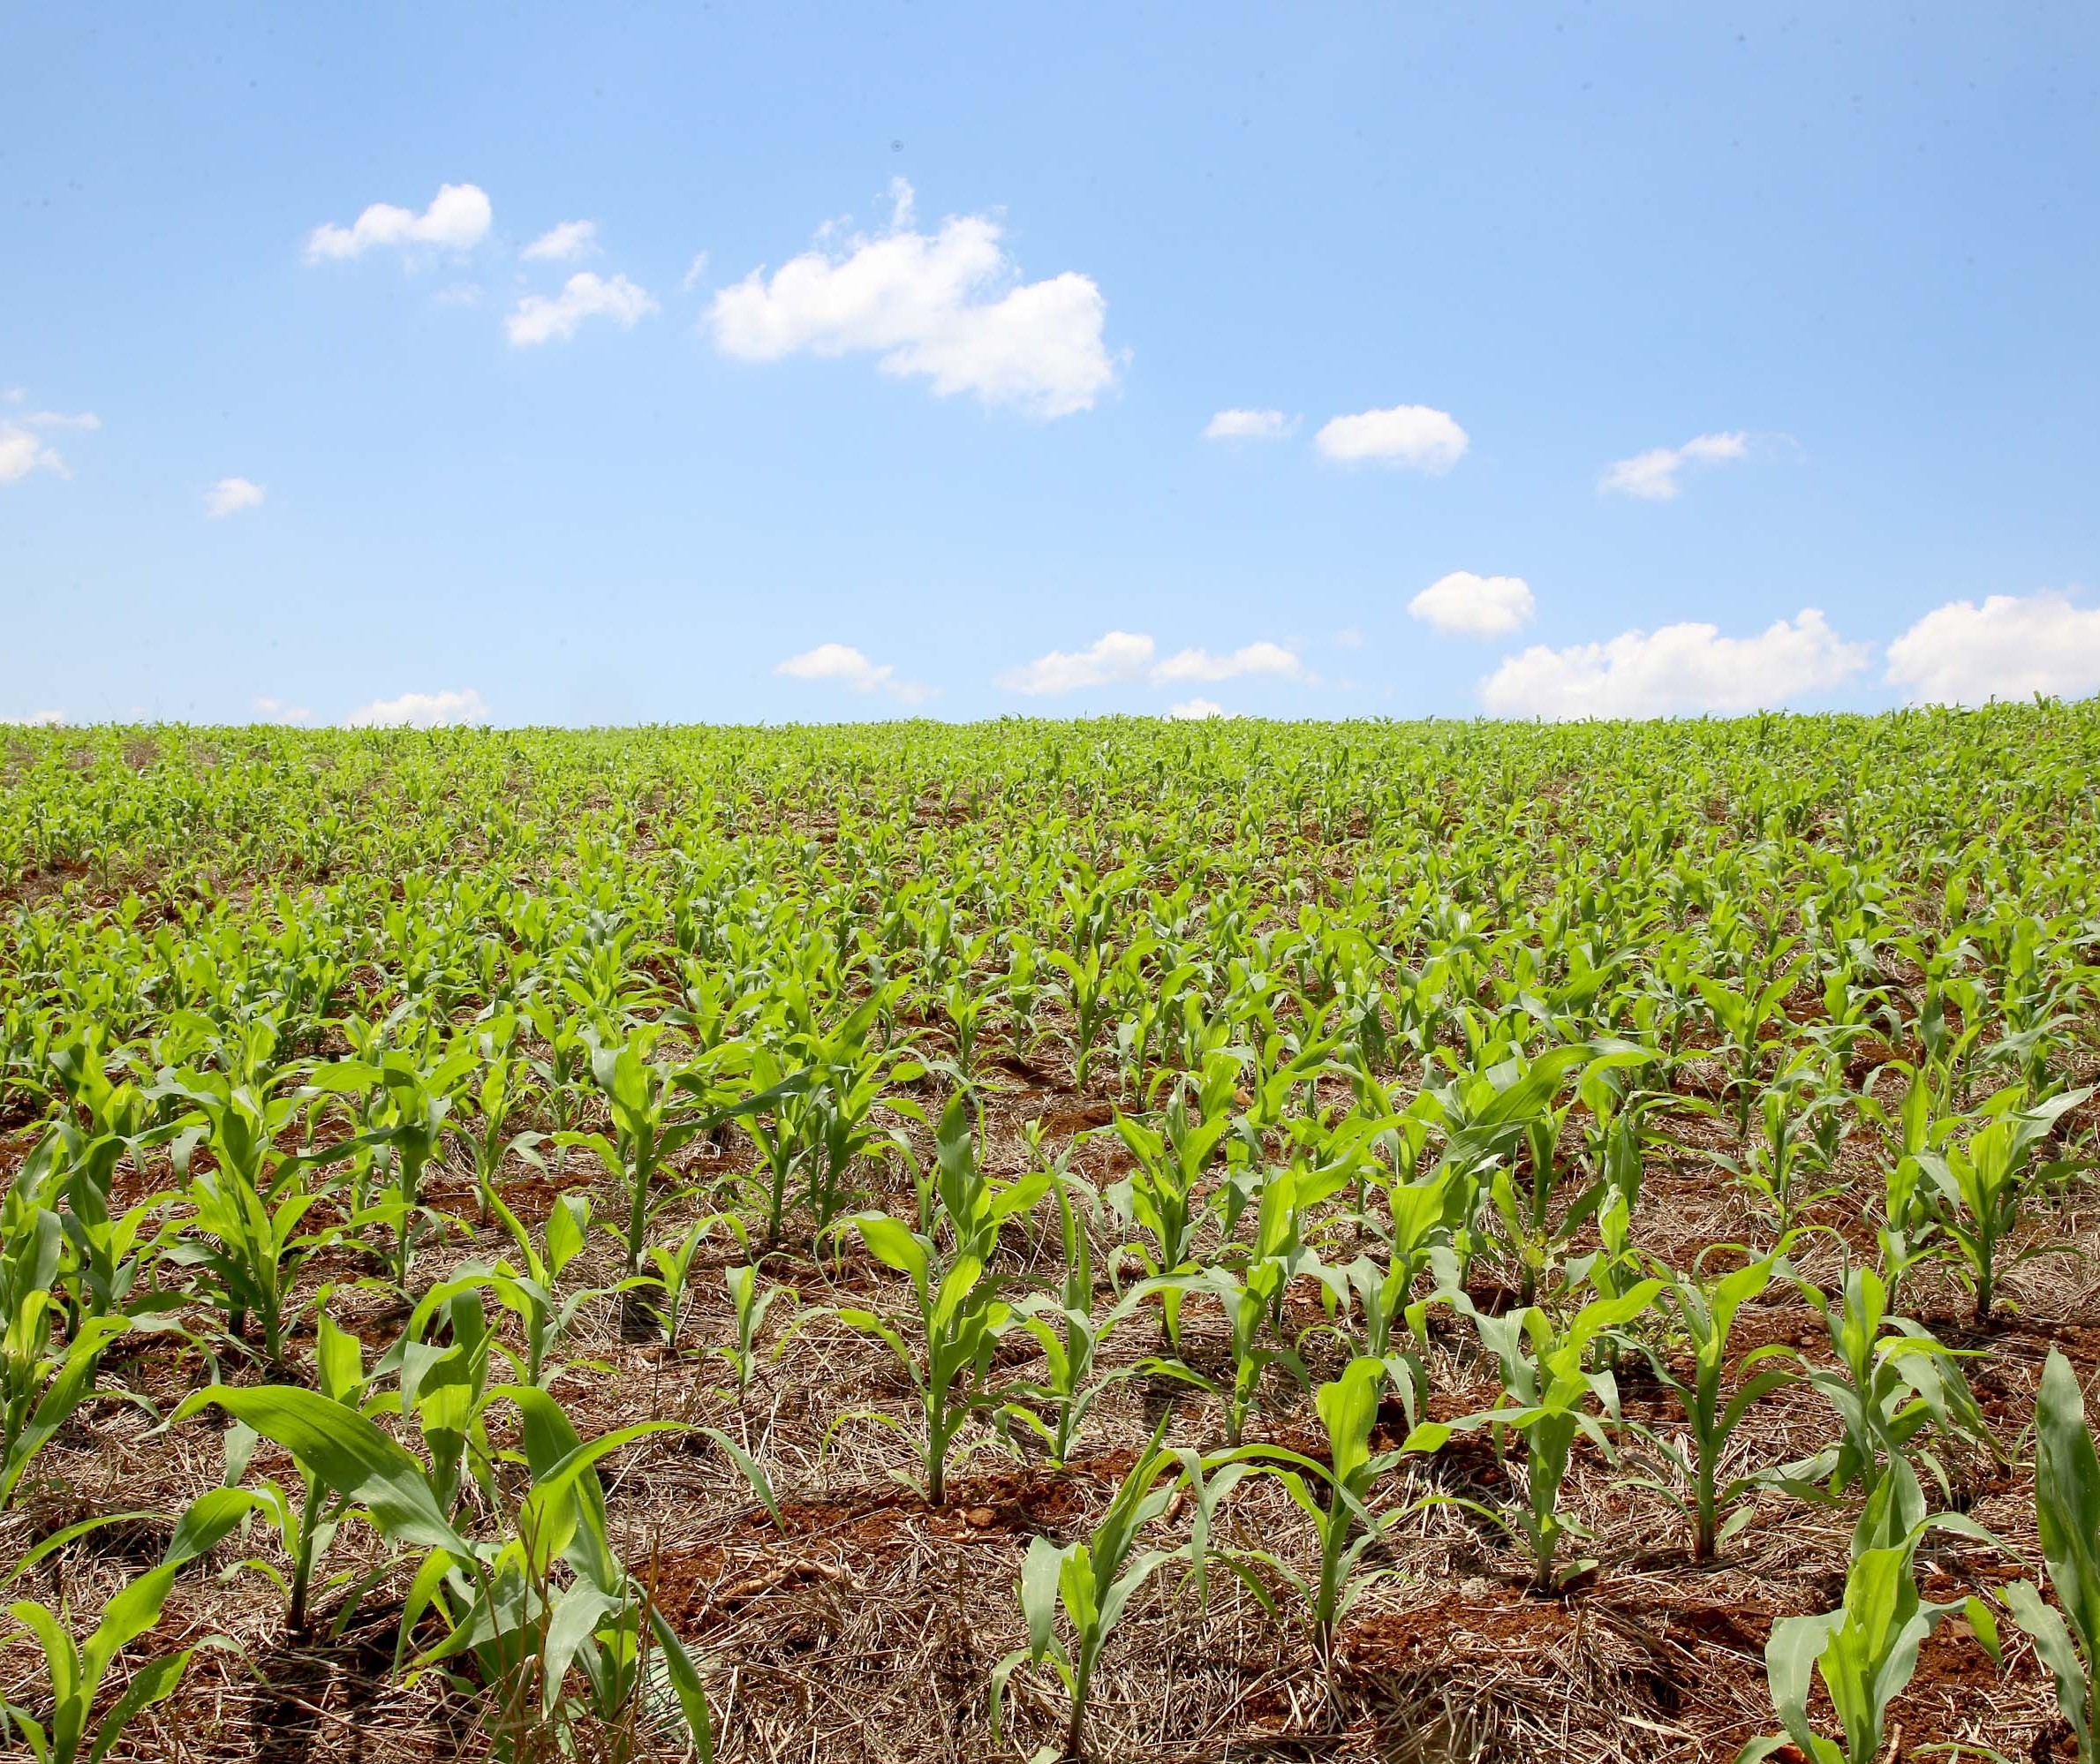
xmin=205 ymin=477 xmax=266 ymax=518
xmin=0 ymin=405 xmax=99 ymax=483
xmin=1598 ymin=431 xmax=1748 ymax=501
xmin=506 ymin=272 xmax=659 ymax=346
xmin=520 ymin=219 xmax=599 ymax=262
xmin=999 ymin=632 xmax=1306 ymax=695
xmin=1203 ymin=408 xmax=1295 ymax=441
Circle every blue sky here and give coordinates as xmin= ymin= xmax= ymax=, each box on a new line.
xmin=5 ymin=1 xmax=2099 ymax=726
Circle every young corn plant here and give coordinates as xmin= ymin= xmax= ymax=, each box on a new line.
xmin=563 ymin=1028 xmax=808 ymax=1289
xmin=1784 ymin=1263 xmax=1992 ymax=1505
xmin=155 ymin=1067 xmax=348 ymax=1366
xmin=1628 ymin=1245 xmax=1797 ymax=1561
xmin=0 ymin=1492 xmax=243 ymax=1764
xmin=1915 ymin=1084 xmax=2091 ymax=1324
xmin=2002 ymin=1349 xmax=2100 ymax=1764
xmin=1188 ymin=1164 xmax=1343 ymax=1446
xmin=1326 ymin=1128 xmax=1462 ymax=1382
xmin=1220 ymin=1356 xmax=1404 ymax=1674
xmin=1489 ymin=1046 xmax=1650 ymax=1308
xmin=1735 ymin=1487 xmax=1999 ymax=1764
xmin=445 ymin=1040 xmax=545 ymax=1225
xmin=1008 ymin=1172 xmax=1175 ymax=1465
xmin=476 ymin=1189 xmax=640 ymax=1389
xmin=829 ymin=1092 xmax=1042 ymax=1504
xmin=1696 ymin=963 xmax=1801 ymax=1143
xmin=714 ymin=1261 xmax=803 ymax=1397
xmin=311 ymin=1044 xmax=478 ymax=1291
xmin=174 ymin=1378 xmax=713 ymax=1759
xmin=211 ymin=1303 xmax=376 ymax=1632
xmin=1046 ymin=943 xmax=1117 ymax=1090
xmin=1406 ymin=1283 xmax=1662 ymax=1593
xmin=1711 ymin=1077 xmax=1847 ymax=1241
xmin=799 ymin=996 xmax=917 ymax=1235
xmin=1107 ymin=1092 xmax=1230 ymax=1354
xmin=989 ymin=1426 xmax=1213 ymax=1764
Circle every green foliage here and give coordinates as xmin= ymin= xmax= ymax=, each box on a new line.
xmin=990 ymin=1424 xmax=1215 ymax=1763
xmin=1407 ymin=1284 xmax=1662 ymax=1591
xmin=2003 ymin=1350 xmax=2100 ymax=1764
xmin=4 ymin=710 xmax=2100 ymax=1756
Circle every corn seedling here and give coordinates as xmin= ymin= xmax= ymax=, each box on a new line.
xmin=1407 ymin=1283 xmax=1662 ymax=1592
xmin=1628 ymin=1245 xmax=1797 ymax=1560
xmin=2002 ymin=1349 xmax=2100 ymax=1764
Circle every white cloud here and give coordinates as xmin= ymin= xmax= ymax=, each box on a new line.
xmin=205 ymin=477 xmax=266 ymax=518
xmin=1333 ymin=626 xmax=1364 ymax=651
xmin=1599 ymin=431 xmax=1749 ymax=501
xmin=1151 ymin=640 xmax=1304 ymax=684
xmin=707 ymin=179 xmax=1115 ymax=419
xmin=1167 ymin=698 xmax=1229 ymax=720
xmin=1315 ymin=404 xmax=1469 ymax=472
xmin=253 ymin=697 xmax=313 ymax=726
xmin=0 ymin=427 xmax=64 ymax=483
xmin=306 ymin=183 xmax=493 ymax=261
xmin=1885 ymin=590 xmax=2100 ymax=705
xmin=2 ymin=710 xmax=65 ymax=727
xmin=999 ymin=631 xmax=1306 ymax=695
xmin=0 ymin=407 xmax=99 ymax=483
xmin=774 ymin=643 xmax=932 ymax=703
xmin=1479 ymin=608 xmax=1869 ymax=720
xmin=520 ymin=220 xmax=598 ymax=262
xmin=998 ymin=630 xmax=1156 ymax=695
xmin=680 ymin=252 xmax=711 ymax=293
xmin=1203 ymin=408 xmax=1295 ymax=441
xmin=344 ymin=688 xmax=490 ymax=729
xmin=1409 ymin=570 xmax=1536 ymax=638
xmin=505 ymin=272 xmax=659 ymax=346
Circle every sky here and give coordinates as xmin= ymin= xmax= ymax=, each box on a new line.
xmin=4 ymin=1 xmax=2099 ymax=727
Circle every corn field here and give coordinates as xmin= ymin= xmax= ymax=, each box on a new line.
xmin=2 ymin=709 xmax=2098 ymax=1764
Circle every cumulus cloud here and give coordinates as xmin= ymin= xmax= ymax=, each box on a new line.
xmin=520 ymin=220 xmax=599 ymax=262
xmin=774 ymin=643 xmax=932 ymax=704
xmin=1479 ymin=608 xmax=1869 ymax=720
xmin=999 ymin=631 xmax=1305 ymax=695
xmin=1203 ymin=408 xmax=1295 ymax=441
xmin=1151 ymin=641 xmax=1304 ymax=684
xmin=1409 ymin=571 xmax=1536 ymax=638
xmin=0 ymin=407 xmax=99 ymax=483
xmin=1315 ymin=404 xmax=1468 ymax=472
xmin=505 ymin=273 xmax=659 ymax=346
xmin=1167 ymin=698 xmax=1229 ymax=720
xmin=345 ymin=688 xmax=490 ymax=729
xmin=1885 ymin=590 xmax=2100 ymax=705
xmin=998 ymin=630 xmax=1156 ymax=695
xmin=2 ymin=710 xmax=65 ymax=727
xmin=1599 ymin=431 xmax=1748 ymax=501
xmin=205 ymin=477 xmax=266 ymax=518
xmin=706 ymin=179 xmax=1115 ymax=418
xmin=306 ymin=183 xmax=492 ymax=261
xmin=253 ymin=697 xmax=313 ymax=726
